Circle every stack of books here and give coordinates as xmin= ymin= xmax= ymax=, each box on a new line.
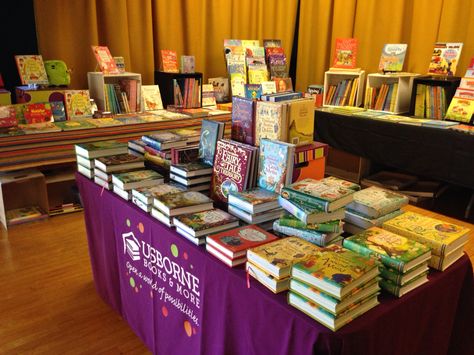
xmin=206 ymin=225 xmax=278 ymax=267
xmin=170 ymin=119 xmax=225 ymax=192
xmin=128 ymin=139 xmax=147 ymax=157
xmin=152 ymin=190 xmax=214 ymax=227
xmin=228 ymin=139 xmax=294 ymax=226
xmin=344 ymin=186 xmax=409 ymax=235
xmin=132 ymin=183 xmax=185 ymax=213
xmin=111 ymin=169 xmax=164 ymax=201
xmin=172 ymin=209 xmax=239 ymax=245
xmin=93 ymin=153 xmax=145 ymax=190
xmin=277 ymin=177 xmax=359 ymax=241
xmin=343 ymin=227 xmax=431 ymax=297
xmin=325 ymin=78 xmax=360 ymax=107
xmin=75 ymin=140 xmax=128 ymax=179
xmin=141 ymin=131 xmax=187 ymax=170
xmin=383 ymin=211 xmax=470 ymax=271
xmin=289 ymin=244 xmax=380 ymax=331
xmin=246 ymin=237 xmax=321 ymax=293
xmin=365 ymin=82 xmax=399 ymax=112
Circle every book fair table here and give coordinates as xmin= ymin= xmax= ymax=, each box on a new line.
xmin=76 ymin=174 xmax=474 ymax=355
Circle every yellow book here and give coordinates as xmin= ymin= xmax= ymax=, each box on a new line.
xmin=364 ymin=87 xmax=372 ymax=109
xmin=375 ymin=84 xmax=387 ymax=110
xmin=382 ymin=211 xmax=470 ymax=256
xmin=287 ymin=98 xmax=315 ymax=146
xmin=414 ymin=84 xmax=426 ymax=117
xmin=349 ymin=77 xmax=359 ymax=106
xmin=247 ymin=236 xmax=321 ymax=279
xmin=389 ymin=83 xmax=398 ymax=112
xmin=425 ymin=86 xmax=432 ymax=118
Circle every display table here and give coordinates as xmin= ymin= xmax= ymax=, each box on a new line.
xmin=77 ymin=174 xmax=474 ymax=355
xmin=314 ymin=110 xmax=474 ymax=189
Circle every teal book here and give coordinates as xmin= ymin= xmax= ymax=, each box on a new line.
xmin=379 ymin=262 xmax=429 ymax=286
xmin=199 ymin=119 xmax=225 ymax=166
xmin=279 ymin=213 xmax=342 ymax=233
xmin=228 ymin=188 xmax=279 ymax=214
xmin=273 ymin=219 xmax=340 ymax=247
xmin=343 ymin=227 xmax=431 ymax=273
xmin=278 ymin=196 xmax=345 ymax=224
xmin=379 ymin=272 xmax=429 ymax=297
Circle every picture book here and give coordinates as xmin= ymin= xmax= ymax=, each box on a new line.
xmin=75 ymin=140 xmax=128 ymax=159
xmin=23 ymin=103 xmax=53 ymax=124
xmin=141 ymin=85 xmax=164 ymax=111
xmin=161 ymin=49 xmax=179 ymax=73
xmin=278 ymin=196 xmax=345 ymax=225
xmin=85 ymin=118 xmax=122 ymax=127
xmin=292 ymin=244 xmax=378 ymax=299
xmin=115 ymin=116 xmax=146 ymax=125
xmin=263 ymin=39 xmax=282 ymax=48
xmin=258 ymin=139 xmax=295 ymax=194
xmin=210 ymin=140 xmax=254 ymax=203
xmin=274 ymin=77 xmax=293 ymax=92
xmin=228 ymin=188 xmax=279 ymax=214
xmin=344 ymin=209 xmax=403 ymax=230
xmin=248 ymin=64 xmax=269 ymax=84
xmin=94 ymin=153 xmax=144 ymax=173
xmin=0 ymin=106 xmax=17 ymax=128
xmin=153 ymin=191 xmax=213 ymax=215
xmin=199 ymin=119 xmax=225 ymax=166
xmin=173 ymin=209 xmax=239 ymax=237
xmin=343 ymin=227 xmax=431 ymax=273
xmin=132 ymin=183 xmax=186 ymax=204
xmin=445 ymin=96 xmax=474 ymax=123
xmin=244 ymin=84 xmax=262 ymax=99
xmin=231 ymin=96 xmax=255 ymax=145
xmin=346 ymin=186 xmax=409 ymax=219
xmin=50 ymin=101 xmax=66 ymax=122
xmin=255 ymin=101 xmax=288 ymax=146
xmin=247 ymin=236 xmax=322 ymax=279
xmin=207 ymin=225 xmax=278 ymax=259
xmin=15 ymin=55 xmax=49 ymax=85
xmin=17 ymin=122 xmax=61 ymax=134
xmin=112 ymin=169 xmax=164 ymax=190
xmin=272 ymin=220 xmax=341 ymax=247
xmin=113 ymin=56 xmax=125 ymax=72
xmin=55 ymin=120 xmax=96 ymax=131
xmin=428 ymin=42 xmax=463 ymax=76
xmin=142 ymin=132 xmax=186 ymax=150
xmin=261 ymin=81 xmax=277 ymax=95
xmin=201 ymin=84 xmax=217 ymax=107
xmin=208 ymin=77 xmax=229 ymax=103
xmin=287 ymin=98 xmax=315 ymax=146
xmin=6 ymin=206 xmax=47 ymax=225
xmin=64 ymin=90 xmax=93 ymax=119
xmin=331 ymin=38 xmax=358 ymax=70
xmin=91 ymin=46 xmax=119 ymax=74
xmin=180 ymin=55 xmax=195 ymax=73
xmin=279 ymin=213 xmax=342 ymax=233
xmin=378 ymin=44 xmax=408 ymax=72
xmin=382 ymin=211 xmax=470 ymax=256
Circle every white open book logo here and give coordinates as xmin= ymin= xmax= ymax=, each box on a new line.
xmin=122 ymin=232 xmax=140 ymax=261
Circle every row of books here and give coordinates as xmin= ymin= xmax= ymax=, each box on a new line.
xmin=444 ymin=64 xmax=474 ymax=124
xmin=104 ymin=79 xmax=140 ymax=114
xmin=413 ymin=84 xmax=447 ymax=119
xmin=173 ymin=78 xmax=202 ymax=108
xmin=325 ymin=78 xmax=359 ymax=107
xmin=364 ymin=82 xmax=398 ymax=111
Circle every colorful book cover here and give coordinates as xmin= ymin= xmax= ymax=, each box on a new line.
xmin=263 ymin=39 xmax=282 ymax=48
xmin=75 ymin=140 xmax=127 ymax=158
xmin=378 ymin=44 xmax=408 ymax=72
xmin=180 ymin=55 xmax=195 ymax=73
xmin=343 ymin=227 xmax=431 ymax=273
xmin=155 ymin=191 xmax=212 ymax=210
xmin=113 ymin=169 xmax=162 ymax=184
xmin=274 ymin=77 xmax=293 ymax=92
xmin=202 ymin=84 xmax=217 ymax=107
xmin=207 ymin=225 xmax=278 ymax=258
xmin=279 ymin=213 xmax=342 ymax=233
xmin=272 ymin=220 xmax=339 ymax=247
xmin=287 ymin=98 xmax=315 ymax=146
xmin=382 ymin=211 xmax=470 ymax=256
xmin=15 ymin=55 xmax=49 ymax=85
xmin=228 ymin=185 xmax=278 ymax=203
xmin=23 ymin=103 xmax=53 ymax=123
xmin=208 ymin=77 xmax=230 ymax=103
xmin=171 ymin=146 xmax=200 ymax=164
xmin=346 ymin=186 xmax=409 ymax=219
xmin=171 ymin=161 xmax=212 ymax=174
xmin=85 ymin=118 xmax=123 ymax=127
xmin=199 ymin=119 xmax=224 ymax=166
xmin=231 ymin=96 xmax=255 ymax=145
xmin=258 ymin=139 xmax=295 ymax=193
xmin=245 ymin=84 xmax=262 ymax=99
xmin=161 ymin=49 xmax=179 ymax=73
xmin=141 ymin=85 xmax=164 ymax=111
xmin=210 ymin=140 xmax=253 ymax=203
xmin=332 ymin=38 xmax=358 ymax=69
xmin=142 ymin=131 xmax=185 ymax=149
xmin=55 ymin=120 xmax=96 ymax=131
xmin=428 ymin=42 xmax=463 ymax=76
xmin=64 ymin=90 xmax=92 ymax=119
xmin=0 ymin=106 xmax=17 ymax=128
xmin=95 ymin=153 xmax=144 ymax=168
xmin=445 ymin=97 xmax=474 ymax=123
xmin=174 ymin=209 xmax=238 ymax=232
xmin=133 ymin=183 xmax=186 ymax=204
xmin=261 ymin=81 xmax=277 ymax=95
xmin=17 ymin=121 xmax=61 ymax=134
xmin=248 ymin=64 xmax=269 ymax=84
xmin=50 ymin=101 xmax=66 ymax=122
xmin=379 ymin=272 xmax=428 ymax=297
xmin=91 ymin=46 xmax=119 ymax=74
xmin=6 ymin=205 xmax=46 ymax=224
xmin=247 ymin=236 xmax=322 ymax=279
xmin=255 ymin=101 xmax=288 ymax=146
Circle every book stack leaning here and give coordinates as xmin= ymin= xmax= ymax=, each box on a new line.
xmin=288 ymin=244 xmax=380 ymax=331
xmin=274 ymin=177 xmax=360 ymax=246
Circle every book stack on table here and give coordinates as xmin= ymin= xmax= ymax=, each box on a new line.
xmin=343 ymin=227 xmax=432 ymax=297
xmin=93 ymin=153 xmax=145 ymax=191
xmin=131 ymin=183 xmax=185 ymax=213
xmin=111 ymin=169 xmax=164 ymax=201
xmin=344 ymin=186 xmax=409 ymax=235
xmin=141 ymin=131 xmax=187 ymax=172
xmin=288 ymin=244 xmax=380 ymax=331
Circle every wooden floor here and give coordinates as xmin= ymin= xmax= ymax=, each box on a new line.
xmin=0 ymin=205 xmax=473 ymax=354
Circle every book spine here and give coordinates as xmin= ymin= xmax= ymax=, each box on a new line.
xmin=141 ymin=135 xmax=163 ymax=150
xmin=379 ymin=265 xmax=402 ymax=284
xmin=379 ymin=278 xmax=401 ymax=296
xmin=278 ymin=197 xmax=312 ymax=223
xmin=273 ymin=222 xmax=327 ymax=246
xmin=278 ymin=217 xmax=340 ymax=233
xmin=280 ymin=188 xmax=328 ymax=212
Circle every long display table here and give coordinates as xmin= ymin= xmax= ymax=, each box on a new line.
xmin=77 ymin=174 xmax=474 ymax=355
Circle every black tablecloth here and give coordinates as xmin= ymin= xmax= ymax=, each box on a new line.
xmin=314 ymin=110 xmax=474 ymax=189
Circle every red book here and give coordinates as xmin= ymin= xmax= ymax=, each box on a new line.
xmin=0 ymin=106 xmax=17 ymax=127
xmin=206 ymin=225 xmax=279 ymax=260
xmin=161 ymin=49 xmax=179 ymax=73
xmin=332 ymin=38 xmax=358 ymax=69
xmin=91 ymin=46 xmax=119 ymax=74
xmin=23 ymin=103 xmax=53 ymax=123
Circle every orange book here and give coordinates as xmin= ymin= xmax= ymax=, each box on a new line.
xmin=91 ymin=46 xmax=119 ymax=74
xmin=161 ymin=50 xmax=179 ymax=73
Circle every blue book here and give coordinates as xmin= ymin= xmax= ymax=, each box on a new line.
xmin=260 ymin=92 xmax=303 ymax=102
xmin=273 ymin=219 xmax=340 ymax=247
xmin=244 ymin=84 xmax=262 ymax=99
xmin=50 ymin=101 xmax=66 ymax=122
xmin=257 ymin=139 xmax=295 ymax=193
xmin=199 ymin=119 xmax=225 ymax=165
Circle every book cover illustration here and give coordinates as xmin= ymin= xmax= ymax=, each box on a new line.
xmin=113 ymin=169 xmax=162 ymax=184
xmin=347 ymin=186 xmax=409 ymax=218
xmin=208 ymin=225 xmax=278 ymax=253
xmin=261 ymin=81 xmax=277 ymax=95
xmin=231 ymin=96 xmax=255 ymax=145
xmin=180 ymin=55 xmax=195 ymax=73
xmin=332 ymin=38 xmax=358 ymax=69
xmin=15 ymin=55 xmax=49 ymax=85
xmin=55 ymin=120 xmax=96 ymax=131
xmin=91 ymin=46 xmax=119 ymax=74
xmin=76 ymin=140 xmax=126 ymax=153
xmin=174 ymin=209 xmax=238 ymax=232
xmin=229 ymin=188 xmax=278 ymax=206
xmin=293 ymin=244 xmax=377 ymax=290
xmin=245 ymin=84 xmax=262 ymax=99
xmin=23 ymin=103 xmax=53 ymax=124
xmin=96 ymin=153 xmax=143 ymax=167
xmin=258 ymin=139 xmax=294 ymax=193
xmin=378 ymin=44 xmax=408 ymax=72
xmin=156 ymin=191 xmax=212 ymax=209
xmin=279 ymin=213 xmax=342 ymax=233
xmin=343 ymin=227 xmax=431 ymax=272
xmin=288 ymin=98 xmax=314 ymax=146
xmin=428 ymin=42 xmax=463 ymax=76
xmin=274 ymin=77 xmax=293 ymax=92
xmin=255 ymin=101 xmax=287 ymax=146
xmin=141 ymin=85 xmax=164 ymax=111
xmin=211 ymin=140 xmax=252 ymax=202
xmin=161 ymin=49 xmax=179 ymax=73
xmin=199 ymin=119 xmax=223 ymax=166
xmin=64 ymin=90 xmax=93 ymax=119
xmin=134 ymin=184 xmax=185 ymax=201
xmin=445 ymin=97 xmax=474 ymax=123
xmin=202 ymin=84 xmax=217 ymax=107
xmin=383 ymin=212 xmax=470 ymax=252
xmin=17 ymin=121 xmax=61 ymax=134
xmin=282 ymin=178 xmax=357 ymax=204
xmin=0 ymin=106 xmax=18 ymax=128
xmin=6 ymin=205 xmax=45 ymax=223
xmin=208 ymin=77 xmax=229 ymax=103
xmin=50 ymin=101 xmax=66 ymax=122
xmin=143 ymin=131 xmax=184 ymax=144
xmin=172 ymin=161 xmax=211 ymax=173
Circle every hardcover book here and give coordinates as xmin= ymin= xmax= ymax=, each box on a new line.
xmin=170 ymin=161 xmax=213 ymax=178
xmin=75 ymin=140 xmax=128 ymax=159
xmin=246 ymin=262 xmax=291 ymax=293
xmin=445 ymin=96 xmax=474 ymax=123
xmin=17 ymin=122 xmax=61 ymax=134
xmin=255 ymin=101 xmax=288 ymax=146
xmin=247 ymin=236 xmax=322 ymax=279
xmin=199 ymin=119 xmax=225 ymax=166
xmin=64 ymin=90 xmax=93 ymax=119
xmin=91 ymin=46 xmax=119 ymax=74
xmin=180 ymin=55 xmax=195 ymax=73
xmin=161 ymin=49 xmax=179 ymax=73
xmin=23 ymin=103 xmax=53 ymax=123
xmin=292 ymin=244 xmax=379 ymax=299
xmin=206 ymin=244 xmax=247 ymax=267
xmin=331 ymin=38 xmax=358 ymax=70
xmin=173 ymin=209 xmax=239 ymax=237
xmin=231 ymin=96 xmax=255 ymax=145
xmin=287 ymin=98 xmax=315 ymax=146
xmin=382 ymin=211 xmax=470 ymax=256
xmin=278 ymin=196 xmax=345 ymax=225
xmin=94 ymin=153 xmax=144 ymax=173
xmin=142 ymin=132 xmax=187 ymax=150
xmin=379 ymin=272 xmax=428 ymax=297
xmin=153 ymin=191 xmax=213 ymax=216
xmin=228 ymin=188 xmax=279 ymax=214
xmin=132 ymin=183 xmax=186 ymax=204
xmin=279 ymin=213 xmax=342 ymax=233
xmin=343 ymin=227 xmax=431 ymax=273
xmin=141 ymin=85 xmax=164 ymax=111
xmin=428 ymin=42 xmax=463 ymax=76
xmin=50 ymin=101 xmax=67 ymax=122
xmin=227 ymin=205 xmax=283 ymax=224
xmin=15 ymin=55 xmax=49 ymax=85
xmin=346 ymin=186 xmax=409 ymax=219
xmin=112 ymin=169 xmax=164 ymax=190
xmin=258 ymin=139 xmax=295 ymax=193
xmin=272 ymin=220 xmax=341 ymax=247
xmin=344 ymin=209 xmax=403 ymax=230
xmin=379 ymin=263 xmax=429 ymax=285
xmin=378 ymin=44 xmax=408 ymax=72
xmin=207 ymin=225 xmax=278 ymax=259
xmin=245 ymin=84 xmax=262 ymax=99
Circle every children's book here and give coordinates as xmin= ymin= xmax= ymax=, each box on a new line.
xmin=50 ymin=101 xmax=67 ymax=122
xmin=132 ymin=183 xmax=186 ymax=204
xmin=141 ymin=85 xmax=164 ymax=111
xmin=91 ymin=46 xmax=119 ymax=74
xmin=75 ymin=140 xmax=128 ymax=159
xmin=112 ymin=169 xmax=164 ymax=190
xmin=198 ymin=119 xmax=225 ymax=165
xmin=173 ymin=209 xmax=239 ymax=237
xmin=331 ymin=38 xmax=358 ymax=70
xmin=272 ymin=220 xmax=341 ymax=247
xmin=445 ymin=96 xmax=474 ymax=124
xmin=55 ymin=120 xmax=96 ymax=131
xmin=257 ymin=139 xmax=295 ymax=193
xmin=94 ymin=153 xmax=144 ymax=173
xmin=279 ymin=213 xmax=342 ymax=233
xmin=231 ymin=96 xmax=255 ymax=145
xmin=160 ymin=49 xmax=179 ymax=73
xmin=180 ymin=55 xmax=195 ymax=73
xmin=378 ymin=44 xmax=408 ymax=72
xmin=153 ymin=191 xmax=213 ymax=216
xmin=15 ymin=55 xmax=49 ymax=85
xmin=287 ymin=98 xmax=315 ymax=146
xmin=228 ymin=188 xmax=280 ymax=214
xmin=64 ymin=90 xmax=93 ymax=119
xmin=255 ymin=101 xmax=288 ymax=146
xmin=23 ymin=103 xmax=53 ymax=123
xmin=428 ymin=42 xmax=463 ymax=76
xmin=142 ymin=131 xmax=187 ymax=150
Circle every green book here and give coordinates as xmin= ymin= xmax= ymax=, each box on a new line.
xmin=379 ymin=262 xmax=429 ymax=285
xmin=55 ymin=120 xmax=96 ymax=131
xmin=279 ymin=212 xmax=342 ymax=233
xmin=343 ymin=227 xmax=431 ymax=273
xmin=111 ymin=169 xmax=164 ymax=190
xmin=379 ymin=272 xmax=429 ymax=297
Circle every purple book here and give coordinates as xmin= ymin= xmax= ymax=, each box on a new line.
xmin=231 ymin=96 xmax=255 ymax=146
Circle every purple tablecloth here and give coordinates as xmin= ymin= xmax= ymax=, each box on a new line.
xmin=77 ymin=174 xmax=474 ymax=355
